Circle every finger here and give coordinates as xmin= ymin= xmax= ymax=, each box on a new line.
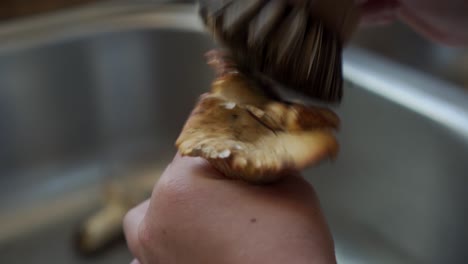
xmin=165 ymin=154 xmax=317 ymax=214
xmin=123 ymin=200 xmax=150 ymax=260
xmin=168 ymin=156 xmax=335 ymax=262
xmin=130 ymin=259 xmax=141 ymax=264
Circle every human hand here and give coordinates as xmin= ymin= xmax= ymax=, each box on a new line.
xmin=358 ymin=0 xmax=468 ymax=45
xmin=123 ymin=154 xmax=336 ymax=264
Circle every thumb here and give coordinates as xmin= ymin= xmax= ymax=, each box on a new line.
xmin=123 ymin=200 xmax=150 ymax=263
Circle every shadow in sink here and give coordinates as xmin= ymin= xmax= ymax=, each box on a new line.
xmin=0 ymin=4 xmax=468 ymax=264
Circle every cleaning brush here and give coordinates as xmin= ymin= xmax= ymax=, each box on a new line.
xmin=198 ymin=0 xmax=360 ymax=103
xmin=175 ymin=0 xmax=360 ymax=183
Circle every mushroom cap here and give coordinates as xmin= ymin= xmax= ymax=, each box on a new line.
xmin=176 ymin=74 xmax=339 ymax=183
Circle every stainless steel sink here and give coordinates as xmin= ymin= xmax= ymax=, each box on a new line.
xmin=1 ymin=3 xmax=467 ymax=264
xmin=352 ymin=23 xmax=468 ymax=89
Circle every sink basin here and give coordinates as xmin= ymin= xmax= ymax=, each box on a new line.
xmin=1 ymin=3 xmax=467 ymax=264
xmin=352 ymin=23 xmax=468 ymax=89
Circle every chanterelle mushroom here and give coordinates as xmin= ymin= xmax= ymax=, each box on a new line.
xmin=176 ymin=50 xmax=339 ymax=183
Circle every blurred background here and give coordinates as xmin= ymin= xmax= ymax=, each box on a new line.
xmin=0 ymin=1 xmax=467 ymax=263
xmin=0 ymin=0 xmax=103 ymax=21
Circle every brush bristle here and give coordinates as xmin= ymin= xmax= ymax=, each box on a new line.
xmin=199 ymin=0 xmax=344 ymax=103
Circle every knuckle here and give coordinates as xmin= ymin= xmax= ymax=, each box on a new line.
xmin=157 ymin=173 xmax=197 ymax=205
xmin=137 ymin=220 xmax=153 ymax=250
